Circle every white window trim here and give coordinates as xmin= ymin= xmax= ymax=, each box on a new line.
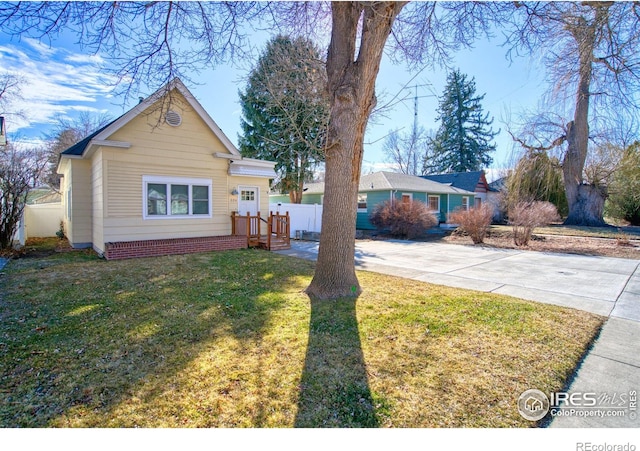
xmin=428 ymin=195 xmax=440 ymax=212
xmin=401 ymin=193 xmax=413 ymax=203
xmin=357 ymin=193 xmax=367 ymax=213
xmin=462 ymin=196 xmax=470 ymax=211
xmin=66 ymin=187 xmax=72 ymax=220
xmin=142 ymin=175 xmax=212 ymax=220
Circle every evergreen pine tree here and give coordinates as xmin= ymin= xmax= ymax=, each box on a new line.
xmin=431 ymin=69 xmax=498 ymax=173
xmin=238 ymin=35 xmax=328 ymax=203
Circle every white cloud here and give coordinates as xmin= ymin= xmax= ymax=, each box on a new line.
xmin=24 ymin=37 xmax=57 ymax=57
xmin=65 ymin=53 xmax=104 ymax=65
xmin=0 ymin=40 xmax=117 ymax=141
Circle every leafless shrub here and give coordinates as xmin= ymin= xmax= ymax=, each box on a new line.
xmin=0 ymin=145 xmax=46 ymax=249
xmin=509 ymin=201 xmax=560 ymax=246
xmin=370 ymin=200 xmax=438 ymax=240
xmin=616 ymin=231 xmax=632 ymax=247
xmin=448 ymin=204 xmax=494 ymax=244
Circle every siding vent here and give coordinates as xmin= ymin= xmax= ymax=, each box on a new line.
xmin=165 ymin=110 xmax=182 ymax=127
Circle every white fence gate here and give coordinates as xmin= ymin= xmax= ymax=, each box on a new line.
xmin=269 ymin=203 xmax=322 ymax=238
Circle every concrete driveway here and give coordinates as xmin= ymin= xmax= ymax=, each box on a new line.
xmin=277 ymin=239 xmax=640 ymax=428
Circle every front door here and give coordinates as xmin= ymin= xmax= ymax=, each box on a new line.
xmin=238 ymin=186 xmax=259 ymax=216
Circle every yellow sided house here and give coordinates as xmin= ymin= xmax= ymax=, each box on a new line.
xmin=57 ymin=78 xmax=288 ymax=260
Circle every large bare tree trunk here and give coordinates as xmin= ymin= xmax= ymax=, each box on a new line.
xmin=562 ymin=6 xmax=607 ymax=226
xmin=306 ymin=2 xmax=404 ymax=300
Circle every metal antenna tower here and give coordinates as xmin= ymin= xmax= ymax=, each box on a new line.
xmin=406 ymin=83 xmax=431 ymax=139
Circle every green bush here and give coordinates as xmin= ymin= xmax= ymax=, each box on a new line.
xmin=606 ymin=142 xmax=640 ymax=225
xmin=505 ymin=150 xmax=568 ymax=218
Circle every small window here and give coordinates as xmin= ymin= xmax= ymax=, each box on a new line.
xmin=143 ymin=176 xmax=211 ymax=219
xmin=66 ymin=189 xmax=72 ymax=220
xmin=462 ymin=196 xmax=470 ymax=211
xmin=357 ymin=193 xmax=367 ymax=212
xmin=402 ymin=193 xmax=412 ymax=204
xmin=428 ymin=195 xmax=440 ymax=212
xmin=241 ymin=190 xmax=255 ymax=202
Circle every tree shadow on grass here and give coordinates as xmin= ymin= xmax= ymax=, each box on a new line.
xmin=0 ymin=249 xmax=310 ymax=427
xmin=294 ymin=297 xmax=380 ymax=428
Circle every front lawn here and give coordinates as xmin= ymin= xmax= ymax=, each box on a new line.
xmin=0 ymin=240 xmax=603 ymax=427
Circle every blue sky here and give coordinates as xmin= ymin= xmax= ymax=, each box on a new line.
xmin=0 ymin=18 xmax=547 ymax=181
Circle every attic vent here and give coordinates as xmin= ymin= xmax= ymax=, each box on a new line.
xmin=165 ymin=110 xmax=182 ymax=127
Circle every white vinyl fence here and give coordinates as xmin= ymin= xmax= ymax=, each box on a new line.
xmin=269 ymin=202 xmax=322 ymax=238
xmin=23 ymin=202 xmax=64 ymax=240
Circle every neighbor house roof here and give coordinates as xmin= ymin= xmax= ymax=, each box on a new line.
xmin=301 ymin=172 xmax=474 ymax=195
xmin=421 ymin=171 xmax=495 ymax=193
xmin=489 ymin=176 xmax=507 ymax=192
xmin=27 ymin=190 xmax=62 ymax=205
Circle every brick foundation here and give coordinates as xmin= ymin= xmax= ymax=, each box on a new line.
xmin=104 ymin=235 xmax=247 ymax=260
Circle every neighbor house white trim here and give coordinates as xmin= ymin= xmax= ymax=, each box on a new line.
xmin=428 ymin=195 xmax=440 ymax=212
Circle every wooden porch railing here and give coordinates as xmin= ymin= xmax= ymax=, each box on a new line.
xmin=231 ymin=211 xmax=290 ymax=250
xmin=267 ymin=211 xmax=290 ymax=250
xmin=231 ymin=211 xmax=262 ymax=247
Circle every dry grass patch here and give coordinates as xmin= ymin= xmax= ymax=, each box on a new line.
xmin=0 ymin=239 xmax=602 ymax=427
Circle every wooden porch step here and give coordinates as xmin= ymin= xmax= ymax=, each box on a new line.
xmin=258 ymin=235 xmax=291 ymax=251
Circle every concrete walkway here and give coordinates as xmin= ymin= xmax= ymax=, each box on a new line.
xmin=276 ymin=240 xmax=640 ymax=428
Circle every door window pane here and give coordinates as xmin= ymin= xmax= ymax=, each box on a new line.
xmin=241 ymin=190 xmax=255 ymax=201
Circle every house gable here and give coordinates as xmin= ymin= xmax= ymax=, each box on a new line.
xmin=70 ymin=78 xmax=241 ymax=160
xmin=58 ymin=78 xmax=275 ymax=176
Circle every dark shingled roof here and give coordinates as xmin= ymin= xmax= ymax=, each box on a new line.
xmin=421 ymin=171 xmax=494 ymax=193
xmin=60 ymin=114 xmax=125 ymax=157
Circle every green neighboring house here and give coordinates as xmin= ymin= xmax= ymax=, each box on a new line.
xmin=269 ymin=171 xmax=475 ymax=230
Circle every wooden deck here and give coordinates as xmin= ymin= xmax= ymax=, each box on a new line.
xmin=231 ymin=211 xmax=291 ymax=251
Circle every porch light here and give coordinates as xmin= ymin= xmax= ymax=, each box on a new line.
xmin=231 ymin=188 xmax=238 ymax=195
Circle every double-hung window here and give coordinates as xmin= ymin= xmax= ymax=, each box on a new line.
xmin=461 ymin=196 xmax=470 ymax=211
xmin=428 ymin=195 xmax=440 ymax=212
xmin=143 ymin=176 xmax=212 ymax=219
xmin=357 ymin=193 xmax=367 ymax=212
